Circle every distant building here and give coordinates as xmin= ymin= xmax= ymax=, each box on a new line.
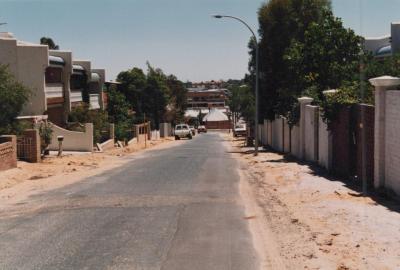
xmin=186 ymin=88 xmax=229 ymax=109
xmin=190 ymin=80 xmax=224 ymax=89
xmin=364 ymin=22 xmax=400 ymax=58
xmin=185 ymin=83 xmax=231 ymax=128
xmin=202 ymin=108 xmax=231 ymax=130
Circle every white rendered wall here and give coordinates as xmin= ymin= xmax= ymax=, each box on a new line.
xmin=263 ymin=119 xmax=268 ymax=145
xmin=318 ymin=115 xmax=331 ymax=170
xmin=267 ymin=120 xmax=272 ymax=146
xmin=49 ymin=123 xmax=93 ymax=152
xmin=272 ymin=118 xmax=283 ymax=152
xmin=0 ymin=38 xmax=49 ymax=116
xmin=385 ymin=90 xmax=400 ymax=194
xmin=283 ymin=117 xmax=290 ymax=153
xmin=304 ymin=105 xmax=319 ymax=162
xmin=291 ymin=125 xmax=300 ymax=158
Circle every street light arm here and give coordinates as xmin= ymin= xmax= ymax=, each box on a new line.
xmin=215 ymin=15 xmax=258 ymax=43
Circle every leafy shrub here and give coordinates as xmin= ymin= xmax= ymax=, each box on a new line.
xmin=38 ymin=122 xmax=53 ymax=154
xmin=0 ymin=65 xmax=30 ymax=134
xmin=68 ymin=104 xmax=110 ymax=144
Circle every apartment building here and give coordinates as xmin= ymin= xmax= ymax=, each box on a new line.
xmin=186 ymin=88 xmax=228 ymax=109
xmin=0 ymin=33 xmax=105 ymax=126
xmin=364 ymin=22 xmax=400 ymax=58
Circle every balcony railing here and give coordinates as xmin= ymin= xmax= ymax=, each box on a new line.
xmin=45 ymin=83 xmax=63 ymax=98
xmin=70 ymin=90 xmax=83 ymax=103
xmin=89 ymin=94 xmax=100 ymax=109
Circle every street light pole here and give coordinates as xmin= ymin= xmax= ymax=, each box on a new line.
xmin=212 ymin=14 xmax=259 ymax=156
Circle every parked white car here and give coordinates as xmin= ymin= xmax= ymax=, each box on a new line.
xmin=174 ymin=124 xmax=193 ymax=140
xmin=233 ymin=123 xmax=247 ymax=137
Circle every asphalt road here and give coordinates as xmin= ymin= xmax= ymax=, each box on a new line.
xmin=0 ymin=133 xmax=259 ymax=270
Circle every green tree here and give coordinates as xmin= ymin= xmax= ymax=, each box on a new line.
xmin=0 ymin=65 xmax=30 ymax=134
xmin=228 ymin=85 xmax=255 ymax=124
xmin=106 ymin=85 xmax=132 ymax=140
xmin=68 ymin=104 xmax=109 ymax=144
xmin=117 ymin=64 xmax=184 ymax=128
xmin=284 ymin=9 xmax=362 ymax=103
xmin=143 ymin=64 xmax=171 ymax=128
xmin=40 ymin=37 xmax=60 ymax=50
xmin=117 ymin=67 xmax=147 ymax=112
xmin=253 ymin=0 xmax=331 ymax=120
xmin=166 ymin=75 xmax=187 ymax=124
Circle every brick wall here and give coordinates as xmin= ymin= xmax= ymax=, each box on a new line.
xmin=0 ymin=135 xmax=17 ymax=171
xmin=385 ymin=91 xmax=400 ymax=194
xmin=353 ymin=104 xmax=375 ymax=188
xmin=331 ymin=106 xmax=353 ymax=178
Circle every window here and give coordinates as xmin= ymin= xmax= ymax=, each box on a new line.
xmin=45 ymin=67 xmax=62 ymax=84
xmin=70 ymin=74 xmax=86 ymax=90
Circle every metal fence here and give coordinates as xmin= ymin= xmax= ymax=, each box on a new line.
xmin=17 ymin=136 xmax=33 ymax=161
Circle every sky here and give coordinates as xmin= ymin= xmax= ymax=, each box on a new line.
xmin=1 ymin=0 xmax=400 ymax=82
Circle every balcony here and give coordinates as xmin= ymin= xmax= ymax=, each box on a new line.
xmin=45 ymin=83 xmax=63 ymax=98
xmin=70 ymin=90 xmax=83 ymax=103
xmin=89 ymin=94 xmax=100 ymax=109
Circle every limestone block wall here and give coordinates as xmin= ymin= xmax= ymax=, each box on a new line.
xmin=0 ymin=135 xmax=17 ymax=171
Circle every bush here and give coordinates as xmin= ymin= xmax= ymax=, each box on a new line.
xmin=319 ymin=82 xmax=364 ymax=128
xmin=38 ymin=122 xmax=53 ymax=155
xmin=68 ymin=104 xmax=110 ymax=144
xmin=0 ymin=65 xmax=30 ymax=134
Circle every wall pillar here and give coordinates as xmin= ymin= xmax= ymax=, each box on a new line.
xmin=298 ymin=97 xmax=313 ymax=160
xmin=369 ymin=76 xmax=400 ymax=189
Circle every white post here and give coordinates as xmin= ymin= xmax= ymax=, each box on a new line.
xmin=298 ymin=97 xmax=313 ymax=160
xmin=369 ymin=76 xmax=400 ymax=189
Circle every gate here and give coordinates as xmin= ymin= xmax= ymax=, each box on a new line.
xmin=17 ymin=136 xmax=33 ymax=161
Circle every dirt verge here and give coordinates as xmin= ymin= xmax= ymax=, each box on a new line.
xmin=224 ymin=134 xmax=400 ymax=270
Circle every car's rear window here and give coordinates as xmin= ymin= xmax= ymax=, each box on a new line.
xmin=176 ymin=126 xmax=182 ymax=130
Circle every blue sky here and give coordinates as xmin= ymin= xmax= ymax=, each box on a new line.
xmin=0 ymin=0 xmax=399 ymax=82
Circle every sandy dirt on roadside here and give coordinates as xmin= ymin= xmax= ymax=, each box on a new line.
xmin=223 ymin=134 xmax=400 ymax=270
xmin=0 ymin=137 xmax=179 ymax=207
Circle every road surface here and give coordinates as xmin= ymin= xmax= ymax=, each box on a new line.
xmin=0 ymin=133 xmax=260 ymax=270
